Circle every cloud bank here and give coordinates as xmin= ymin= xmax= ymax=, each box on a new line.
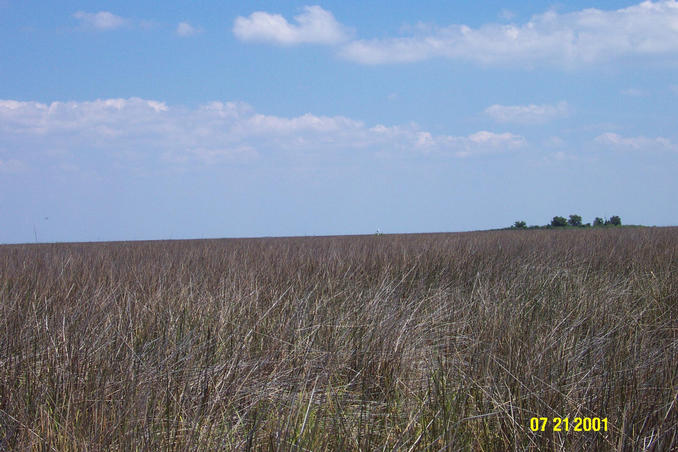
xmin=0 ymin=98 xmax=525 ymax=169
xmin=485 ymin=102 xmax=569 ymax=124
xmin=176 ymin=22 xmax=200 ymax=37
xmin=233 ymin=6 xmax=350 ymax=45
xmin=233 ymin=2 xmax=678 ymax=66
xmin=595 ymin=132 xmax=676 ymax=151
xmin=341 ymin=1 xmax=678 ymax=65
xmin=73 ymin=11 xmax=128 ymax=30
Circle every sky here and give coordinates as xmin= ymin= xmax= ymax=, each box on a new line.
xmin=1 ymin=0 xmax=677 ymax=243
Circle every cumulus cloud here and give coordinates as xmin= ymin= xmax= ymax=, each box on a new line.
xmin=338 ymin=0 xmax=678 ymax=65
xmin=595 ymin=132 xmax=676 ymax=150
xmin=368 ymin=126 xmax=525 ymax=157
xmin=176 ymin=22 xmax=200 ymax=37
xmin=233 ymin=5 xmax=350 ymax=45
xmin=0 ymin=98 xmax=525 ymax=168
xmin=424 ymin=131 xmax=526 ymax=157
xmin=73 ymin=11 xmax=128 ymax=30
xmin=485 ymin=101 xmax=569 ymax=124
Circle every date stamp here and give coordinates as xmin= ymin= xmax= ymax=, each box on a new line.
xmin=529 ymin=417 xmax=608 ymax=432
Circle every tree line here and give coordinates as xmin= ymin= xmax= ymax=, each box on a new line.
xmin=510 ymin=215 xmax=622 ymax=230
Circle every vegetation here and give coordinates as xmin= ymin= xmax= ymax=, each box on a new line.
xmin=511 ymin=214 xmax=624 ymax=230
xmin=608 ymin=215 xmax=622 ymax=226
xmin=551 ymin=216 xmax=568 ymax=227
xmin=568 ymin=214 xmax=583 ymax=227
xmin=1 ymin=227 xmax=677 ymax=450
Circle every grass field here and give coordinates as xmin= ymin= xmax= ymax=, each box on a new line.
xmin=1 ymin=227 xmax=676 ymax=450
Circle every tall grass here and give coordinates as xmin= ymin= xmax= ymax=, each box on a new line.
xmin=1 ymin=227 xmax=676 ymax=450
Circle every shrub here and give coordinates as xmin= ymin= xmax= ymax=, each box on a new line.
xmin=568 ymin=214 xmax=583 ymax=227
xmin=551 ymin=216 xmax=568 ymax=227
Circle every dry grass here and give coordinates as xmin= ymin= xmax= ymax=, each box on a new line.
xmin=1 ymin=227 xmax=676 ymax=451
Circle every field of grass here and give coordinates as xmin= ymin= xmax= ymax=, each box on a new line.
xmin=1 ymin=227 xmax=676 ymax=450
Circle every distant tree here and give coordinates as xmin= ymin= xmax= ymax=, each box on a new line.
xmin=568 ymin=214 xmax=583 ymax=227
xmin=593 ymin=217 xmax=605 ymax=227
xmin=512 ymin=220 xmax=527 ymax=229
xmin=585 ymin=223 xmax=591 ymax=227
xmin=608 ymin=215 xmax=622 ymax=226
xmin=551 ymin=216 xmax=568 ymax=227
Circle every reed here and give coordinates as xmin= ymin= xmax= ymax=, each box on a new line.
xmin=1 ymin=227 xmax=676 ymax=450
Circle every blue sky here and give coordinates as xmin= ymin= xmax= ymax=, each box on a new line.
xmin=1 ymin=1 xmax=677 ymax=243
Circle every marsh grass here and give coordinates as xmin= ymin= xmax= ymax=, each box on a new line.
xmin=1 ymin=227 xmax=676 ymax=450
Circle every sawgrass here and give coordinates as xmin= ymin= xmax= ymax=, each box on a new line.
xmin=1 ymin=227 xmax=676 ymax=450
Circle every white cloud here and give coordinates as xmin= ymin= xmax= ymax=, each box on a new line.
xmin=459 ymin=131 xmax=525 ymax=156
xmin=238 ymin=113 xmax=363 ymax=135
xmin=395 ymin=129 xmax=525 ymax=157
xmin=0 ymin=98 xmax=526 ymax=167
xmin=595 ymin=132 xmax=676 ymax=150
xmin=73 ymin=11 xmax=127 ymax=30
xmin=233 ymin=6 xmax=350 ymax=45
xmin=485 ymin=101 xmax=569 ymax=124
xmin=338 ymin=0 xmax=678 ymax=65
xmin=176 ymin=22 xmax=200 ymax=37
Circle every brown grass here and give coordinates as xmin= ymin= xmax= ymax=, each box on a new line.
xmin=1 ymin=227 xmax=676 ymax=450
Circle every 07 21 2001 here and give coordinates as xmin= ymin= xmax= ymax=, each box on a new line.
xmin=529 ymin=417 xmax=608 ymax=432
